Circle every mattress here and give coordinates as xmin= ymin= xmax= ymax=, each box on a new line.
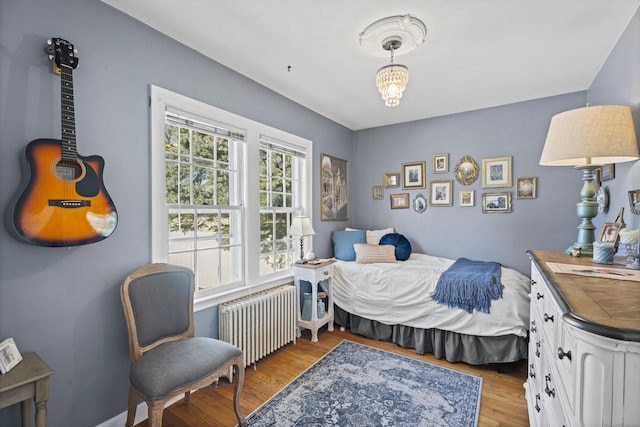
xmin=332 ymin=252 xmax=531 ymax=338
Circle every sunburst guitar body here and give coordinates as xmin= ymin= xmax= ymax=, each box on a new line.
xmin=11 ymin=38 xmax=117 ymax=246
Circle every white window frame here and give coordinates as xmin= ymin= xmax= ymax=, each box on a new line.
xmin=150 ymin=86 xmax=313 ymax=311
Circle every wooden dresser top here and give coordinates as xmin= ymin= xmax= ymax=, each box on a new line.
xmin=528 ymin=250 xmax=640 ymax=341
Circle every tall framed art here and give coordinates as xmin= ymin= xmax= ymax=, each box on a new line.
xmin=321 ymin=153 xmax=348 ymax=220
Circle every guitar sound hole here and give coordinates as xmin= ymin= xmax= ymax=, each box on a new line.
xmin=55 ymin=160 xmax=84 ymax=182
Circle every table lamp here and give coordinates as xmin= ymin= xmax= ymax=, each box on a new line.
xmin=540 ymin=105 xmax=639 ymax=256
xmin=289 ymin=216 xmax=315 ymax=263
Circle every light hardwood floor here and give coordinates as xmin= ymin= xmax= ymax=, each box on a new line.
xmin=136 ymin=327 xmax=529 ymax=426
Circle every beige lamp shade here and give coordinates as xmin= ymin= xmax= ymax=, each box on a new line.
xmin=540 ymin=105 xmax=639 ymax=166
xmin=288 ymin=216 xmax=315 ymax=237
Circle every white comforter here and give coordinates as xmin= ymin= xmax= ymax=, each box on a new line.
xmin=332 ymin=253 xmax=531 ymax=338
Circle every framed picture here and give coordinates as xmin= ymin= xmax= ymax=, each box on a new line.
xmin=384 ymin=173 xmax=399 ymax=188
xmin=402 ymin=161 xmax=426 ymax=189
xmin=413 ymin=193 xmax=427 ymax=213
xmin=390 ymin=193 xmax=410 ymax=209
xmin=372 ymin=185 xmax=384 ymax=200
xmin=433 ymin=154 xmax=448 ymax=174
xmin=628 ymin=189 xmax=640 ymax=215
xmin=430 ymin=180 xmax=453 ymax=206
xmin=0 ymin=337 xmax=23 ymax=374
xmin=599 ymin=164 xmax=615 ymax=181
xmin=482 ymin=156 xmax=512 ymax=188
xmin=320 ymin=153 xmax=348 ymax=221
xmin=482 ymin=192 xmax=512 ymax=213
xmin=516 ymin=177 xmax=537 ymax=199
xmin=597 ymin=222 xmax=622 ymax=244
xmin=459 ymin=190 xmax=475 ymax=207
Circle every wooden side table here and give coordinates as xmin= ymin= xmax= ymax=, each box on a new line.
xmin=293 ymin=260 xmax=335 ymax=342
xmin=0 ymin=352 xmax=54 ymax=427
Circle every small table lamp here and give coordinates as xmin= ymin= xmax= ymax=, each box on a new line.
xmin=289 ymin=216 xmax=315 ymax=263
xmin=540 ymin=105 xmax=639 ymax=256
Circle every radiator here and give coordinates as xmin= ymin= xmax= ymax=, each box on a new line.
xmin=219 ymin=285 xmax=297 ymax=378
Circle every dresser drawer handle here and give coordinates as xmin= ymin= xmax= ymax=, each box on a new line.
xmin=545 ymin=374 xmax=556 ymax=397
xmin=535 ymin=394 xmax=541 ymax=412
xmin=536 ymin=292 xmax=544 ymax=300
xmin=535 ymin=341 xmax=541 ymax=358
xmin=529 ymin=363 xmax=536 ymax=378
xmin=544 ymin=313 xmax=554 ymax=323
xmin=557 ymin=347 xmax=572 ymax=361
xmin=531 ymin=279 xmax=537 ymax=286
xmin=323 ymin=271 xmax=329 ymax=276
xmin=530 ymin=320 xmax=537 ymax=333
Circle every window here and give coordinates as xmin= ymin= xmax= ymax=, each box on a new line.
xmin=150 ymin=86 xmax=312 ymax=309
xmin=164 ymin=113 xmax=244 ymax=292
xmin=259 ymin=140 xmax=306 ymax=274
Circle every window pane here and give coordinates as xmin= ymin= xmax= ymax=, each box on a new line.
xmin=165 ymin=125 xmax=179 ymax=155
xmin=260 ymin=213 xmax=273 ymax=240
xmin=259 ymin=149 xmax=268 ymax=175
xmin=165 ymin=162 xmax=179 ymax=204
xmin=196 ymin=248 xmax=219 ymax=290
xmin=217 ymin=170 xmax=229 ymax=205
xmin=179 ymin=128 xmax=190 ymax=155
xmin=192 ymin=131 xmax=214 ymax=164
xmin=179 ymin=163 xmax=191 ymax=204
xmin=217 ymin=138 xmax=229 ymax=163
xmin=260 ymin=255 xmax=274 ymax=275
xmin=193 ymin=166 xmax=214 ymax=205
xmin=284 ymin=154 xmax=292 ymax=178
xmin=197 ymin=213 xmax=218 ymax=236
xmin=275 ymin=213 xmax=288 ymax=240
xmin=271 ymin=152 xmax=283 ymax=176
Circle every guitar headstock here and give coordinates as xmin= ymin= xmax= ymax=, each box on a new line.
xmin=46 ymin=38 xmax=79 ymax=73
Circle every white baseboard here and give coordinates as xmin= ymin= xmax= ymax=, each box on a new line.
xmin=95 ymin=395 xmax=183 ymax=427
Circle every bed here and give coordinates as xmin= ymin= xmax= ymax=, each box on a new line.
xmin=330 ymin=229 xmax=531 ymax=365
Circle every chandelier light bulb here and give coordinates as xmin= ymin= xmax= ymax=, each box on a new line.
xmin=376 ymin=64 xmax=409 ymax=107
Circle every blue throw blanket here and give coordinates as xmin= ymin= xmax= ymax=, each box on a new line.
xmin=433 ymin=258 xmax=503 ymax=314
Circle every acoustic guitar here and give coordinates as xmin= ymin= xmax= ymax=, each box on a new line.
xmin=11 ymin=38 xmax=117 ymax=246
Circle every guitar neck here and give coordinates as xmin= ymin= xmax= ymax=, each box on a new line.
xmin=60 ymin=65 xmax=78 ymax=162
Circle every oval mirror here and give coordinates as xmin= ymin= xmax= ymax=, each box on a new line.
xmin=454 ymin=156 xmax=479 ymax=185
xmin=413 ymin=193 xmax=427 ymax=213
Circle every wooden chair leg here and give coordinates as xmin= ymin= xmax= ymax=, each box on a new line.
xmin=147 ymin=401 xmax=164 ymax=427
xmin=233 ymin=362 xmax=247 ymax=426
xmin=184 ymin=390 xmax=190 ymax=405
xmin=125 ymin=386 xmax=137 ymax=427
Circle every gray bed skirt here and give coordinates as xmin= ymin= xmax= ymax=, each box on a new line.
xmin=334 ymin=305 xmax=528 ymax=365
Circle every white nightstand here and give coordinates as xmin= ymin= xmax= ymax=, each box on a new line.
xmin=292 ymin=260 xmax=335 ymax=342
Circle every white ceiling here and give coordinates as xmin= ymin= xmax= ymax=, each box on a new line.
xmin=102 ymin=0 xmax=640 ymax=130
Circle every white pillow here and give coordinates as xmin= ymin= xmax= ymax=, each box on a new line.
xmin=354 ymin=243 xmax=396 ymax=264
xmin=366 ymin=227 xmax=395 ymax=245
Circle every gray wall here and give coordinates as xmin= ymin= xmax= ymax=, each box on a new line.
xmin=588 ymin=6 xmax=640 ymax=232
xmin=0 ymin=1 xmax=638 ymax=426
xmin=0 ymin=0 xmax=352 ymax=425
xmin=351 ymin=7 xmax=640 ymax=275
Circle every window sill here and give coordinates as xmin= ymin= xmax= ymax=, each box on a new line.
xmin=194 ymin=274 xmax=294 ymax=312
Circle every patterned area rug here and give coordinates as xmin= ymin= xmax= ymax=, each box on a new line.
xmin=243 ymin=340 xmax=482 ymax=426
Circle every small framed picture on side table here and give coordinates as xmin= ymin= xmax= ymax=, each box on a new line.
xmin=0 ymin=337 xmax=22 ymax=374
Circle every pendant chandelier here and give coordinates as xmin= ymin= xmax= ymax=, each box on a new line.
xmin=376 ymin=38 xmax=408 ymax=107
xmin=360 ymin=14 xmax=427 ymax=108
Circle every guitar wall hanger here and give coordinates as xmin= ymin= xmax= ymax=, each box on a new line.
xmin=46 ymin=38 xmax=78 ymax=75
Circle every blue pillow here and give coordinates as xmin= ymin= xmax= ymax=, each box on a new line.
xmin=332 ymin=230 xmax=366 ymax=261
xmin=379 ymin=233 xmax=411 ymax=261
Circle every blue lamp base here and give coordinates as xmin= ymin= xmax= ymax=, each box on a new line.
xmin=565 ymin=165 xmax=600 ymax=257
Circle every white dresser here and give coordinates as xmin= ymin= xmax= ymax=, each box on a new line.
xmin=526 ymin=250 xmax=640 ymax=427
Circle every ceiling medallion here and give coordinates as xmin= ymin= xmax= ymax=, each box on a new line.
xmin=359 ymin=14 xmax=427 ymax=57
